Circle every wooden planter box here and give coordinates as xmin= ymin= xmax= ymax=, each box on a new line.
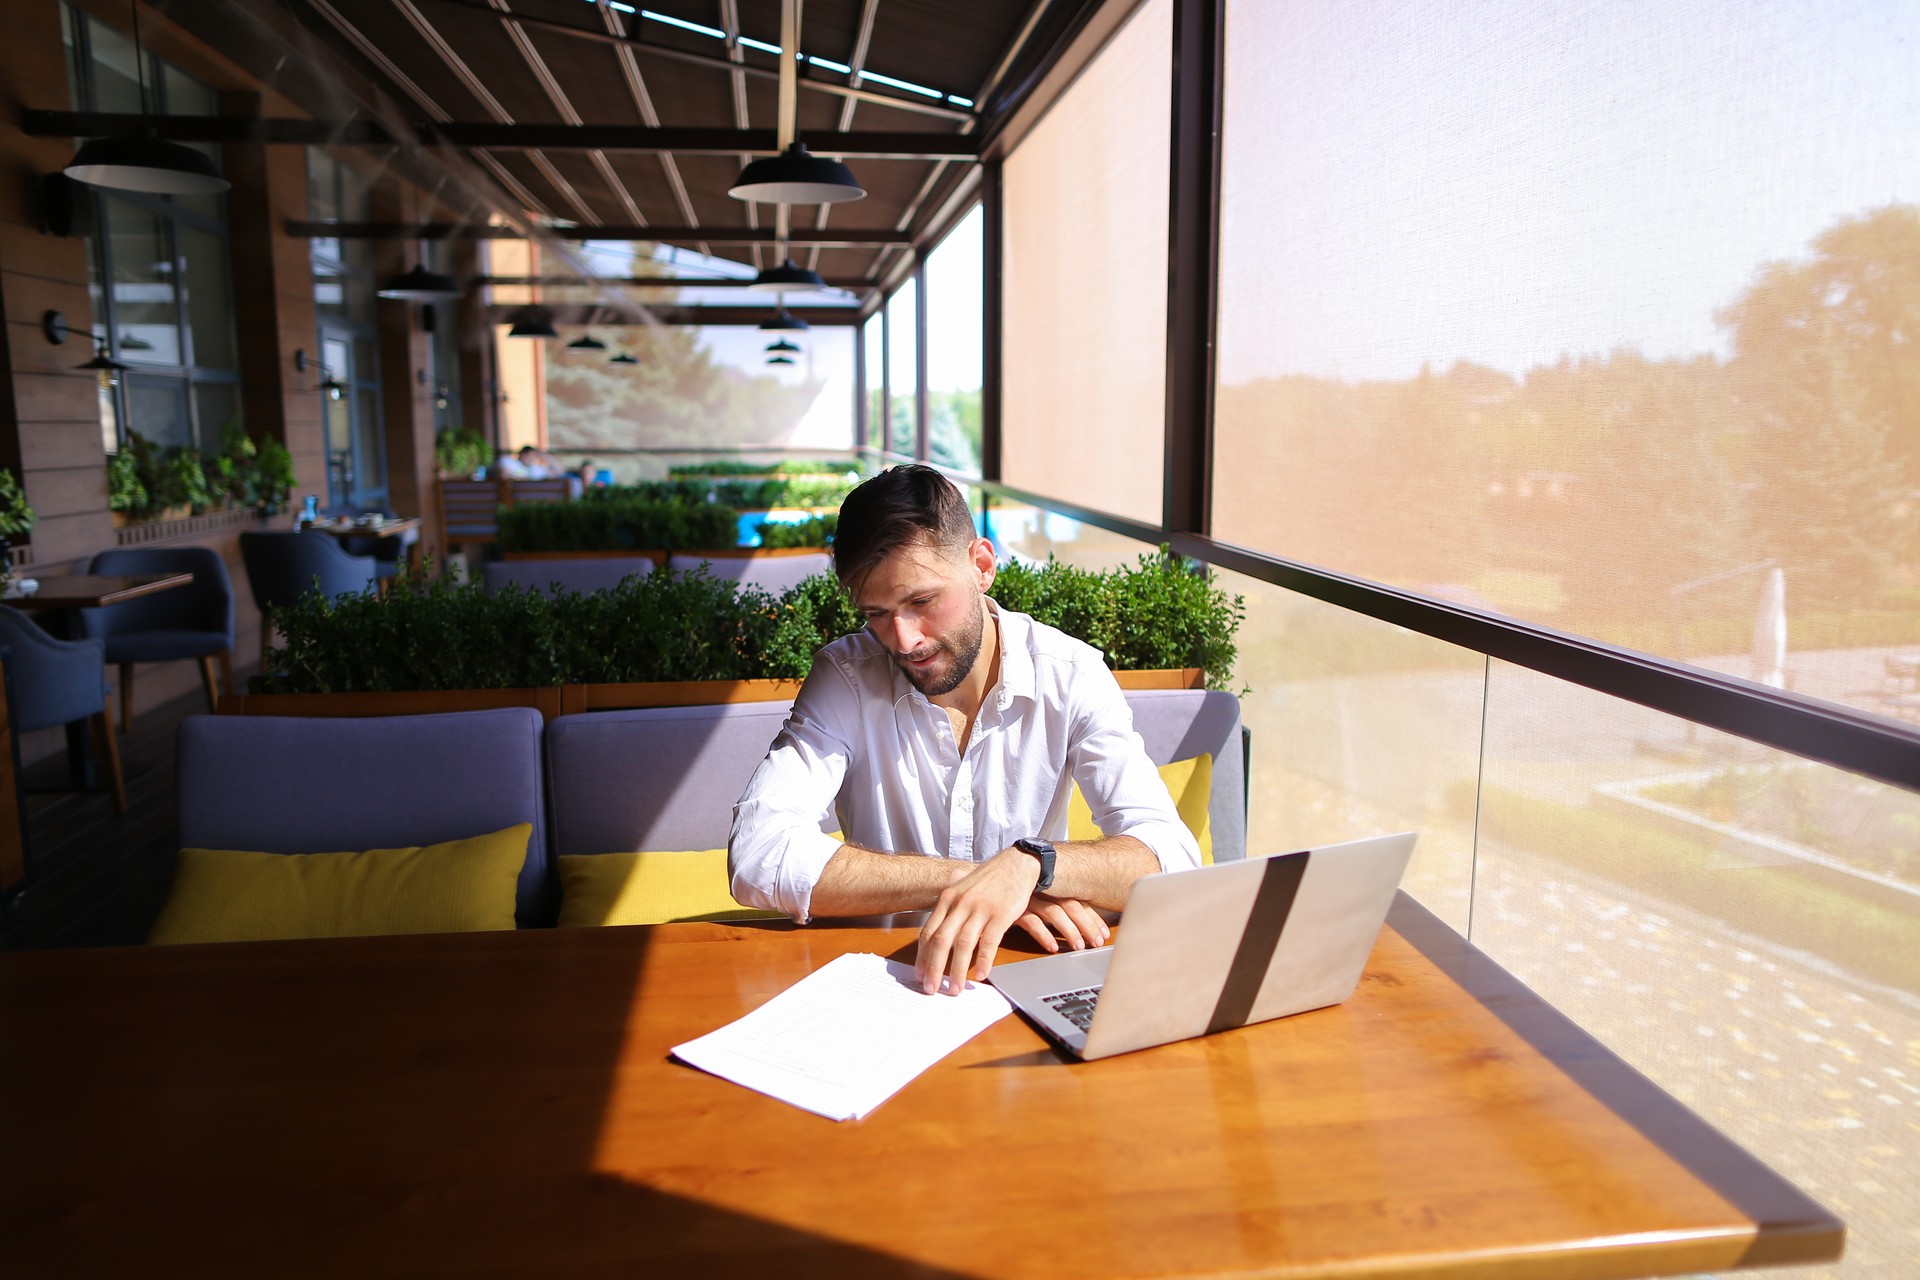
xmin=217 ymin=668 xmax=1202 ymax=720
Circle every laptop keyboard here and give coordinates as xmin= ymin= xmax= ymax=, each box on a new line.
xmin=1040 ymin=985 xmax=1103 ymax=1032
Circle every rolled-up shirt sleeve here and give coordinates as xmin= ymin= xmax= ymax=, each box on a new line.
xmin=1067 ymin=667 xmax=1204 ymax=874
xmin=729 ymin=658 xmax=859 ymax=920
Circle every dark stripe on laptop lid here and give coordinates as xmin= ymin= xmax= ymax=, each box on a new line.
xmin=1206 ymin=851 xmax=1310 ymax=1035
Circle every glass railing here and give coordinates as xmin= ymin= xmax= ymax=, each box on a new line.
xmin=975 ymin=493 xmax=1918 ymax=1280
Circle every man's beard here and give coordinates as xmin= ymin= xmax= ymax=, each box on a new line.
xmin=898 ymin=597 xmax=986 ymax=696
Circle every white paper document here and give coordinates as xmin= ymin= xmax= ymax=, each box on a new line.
xmin=671 ymin=952 xmax=1013 ymax=1121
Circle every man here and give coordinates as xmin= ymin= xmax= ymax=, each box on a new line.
xmin=730 ymin=465 xmax=1201 ymax=995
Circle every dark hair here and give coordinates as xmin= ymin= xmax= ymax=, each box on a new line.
xmin=833 ymin=465 xmax=976 ymax=590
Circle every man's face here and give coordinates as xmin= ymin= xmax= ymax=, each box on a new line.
xmin=851 ymin=537 xmax=995 ymax=698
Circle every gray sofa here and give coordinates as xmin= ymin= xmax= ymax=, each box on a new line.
xmin=176 ymin=690 xmax=1244 ymax=929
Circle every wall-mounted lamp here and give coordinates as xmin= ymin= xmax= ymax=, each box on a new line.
xmin=293 ymin=348 xmax=310 ymax=373
xmin=434 ymin=383 xmax=450 ymax=410
xmin=76 ymin=337 xmax=130 ymax=388
xmin=42 ymin=310 xmax=70 ymax=344
xmin=319 ymin=369 xmax=346 ymax=402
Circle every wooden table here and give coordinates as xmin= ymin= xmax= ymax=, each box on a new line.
xmin=0 ymin=896 xmax=1841 ymax=1279
xmin=0 ymin=572 xmax=194 ymax=612
xmin=301 ymin=515 xmax=424 ymax=543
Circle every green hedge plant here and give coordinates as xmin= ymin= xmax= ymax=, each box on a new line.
xmin=755 ymin=513 xmax=837 ymax=548
xmin=495 ymin=494 xmax=740 ymax=553
xmin=254 ymin=546 xmax=1240 ymax=694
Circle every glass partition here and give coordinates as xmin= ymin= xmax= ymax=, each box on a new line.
xmin=1474 ymin=662 xmax=1920 ymax=1276
xmin=924 ymin=205 xmax=984 ymax=476
xmin=886 ymin=278 xmax=919 ymax=457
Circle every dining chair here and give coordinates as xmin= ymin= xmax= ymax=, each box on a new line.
xmin=238 ymin=531 xmax=380 ymax=668
xmin=80 ymin=547 xmax=236 ymax=733
xmin=0 ymin=608 xmax=125 ymax=812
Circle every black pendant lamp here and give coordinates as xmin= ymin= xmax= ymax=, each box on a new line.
xmin=608 ymin=353 xmax=639 ymax=366
xmin=729 ymin=143 xmax=864 ymax=205
xmin=506 ymin=307 xmax=559 ymax=339
xmin=377 ymin=263 xmax=461 ymax=301
xmin=750 ymin=258 xmax=825 ymax=292
xmin=765 ymin=339 xmax=802 ymax=355
xmin=767 ymin=355 xmax=796 ymax=366
xmin=64 ymin=4 xmax=230 ymax=196
xmin=759 ymin=308 xmax=810 ymax=335
xmin=76 ymin=338 xmax=131 ymax=373
xmin=566 ymin=334 xmax=608 ymax=352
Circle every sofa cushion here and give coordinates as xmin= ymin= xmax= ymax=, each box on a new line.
xmin=150 ymin=824 xmax=529 ymax=945
xmin=555 ymin=850 xmax=781 ymax=927
xmin=1067 ymin=754 xmax=1214 ymax=864
xmin=176 ymin=708 xmax=551 ymax=927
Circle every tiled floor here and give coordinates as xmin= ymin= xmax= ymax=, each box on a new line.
xmin=1 ymin=690 xmax=205 ymax=951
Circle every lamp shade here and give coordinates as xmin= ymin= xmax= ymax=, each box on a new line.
xmin=609 ymin=353 xmax=639 ymax=366
xmin=76 ymin=341 xmax=131 ymax=372
xmin=765 ymin=339 xmax=802 ymax=354
xmin=759 ymin=309 xmax=810 ymax=334
xmin=566 ymin=334 xmax=607 ymax=351
xmin=729 ymin=143 xmax=865 ymax=205
xmin=66 ymin=134 xmax=229 ymax=195
xmin=377 ymin=263 xmax=461 ymax=300
xmin=750 ymin=258 xmax=826 ymax=292
xmin=767 ymin=355 xmax=796 ymax=366
xmin=507 ymin=307 xmax=559 ymax=339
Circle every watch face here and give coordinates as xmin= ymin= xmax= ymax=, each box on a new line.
xmin=1017 ymin=838 xmax=1055 ymax=856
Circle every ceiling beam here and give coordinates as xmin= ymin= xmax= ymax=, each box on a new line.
xmin=22 ymin=111 xmax=980 ymax=159
xmin=412 ymin=0 xmax=975 ymax=123
xmin=288 ymin=221 xmax=913 ymax=245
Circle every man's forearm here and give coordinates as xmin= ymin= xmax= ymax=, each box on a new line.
xmin=807 ymin=844 xmax=968 ymax=917
xmin=1048 ymin=835 xmax=1162 ymax=912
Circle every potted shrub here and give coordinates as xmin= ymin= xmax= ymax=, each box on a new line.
xmin=0 ymin=466 xmax=35 ymax=592
xmin=108 ymin=448 xmax=149 ymax=526
xmin=233 ymin=547 xmax=1241 ymax=714
xmin=435 ymin=428 xmax=491 ymax=480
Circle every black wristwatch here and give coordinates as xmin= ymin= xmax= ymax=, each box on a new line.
xmin=1012 ymin=837 xmax=1057 ymax=892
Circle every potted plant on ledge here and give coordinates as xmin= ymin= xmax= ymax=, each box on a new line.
xmin=0 ymin=466 xmax=37 ymax=593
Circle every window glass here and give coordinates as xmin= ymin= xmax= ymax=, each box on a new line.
xmin=1212 ymin=0 xmax=1920 ymax=727
xmin=105 ymin=199 xmax=180 ymax=365
xmin=1001 ymin=0 xmax=1170 ymax=525
xmin=924 ymin=204 xmax=984 ymax=475
xmin=82 ymin=15 xmax=144 ymax=114
xmin=178 ymin=225 xmax=234 ymax=369
xmin=886 ymin=278 xmax=919 ymax=456
xmin=193 ymin=383 xmax=239 ymax=449
xmin=124 ymin=375 xmax=191 ymax=453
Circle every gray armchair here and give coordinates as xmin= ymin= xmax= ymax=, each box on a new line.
xmin=81 ymin=547 xmax=236 ymax=733
xmin=239 ymin=531 xmax=379 ymax=667
xmin=0 ymin=608 xmax=125 ymax=812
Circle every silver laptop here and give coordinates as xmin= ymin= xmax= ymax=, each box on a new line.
xmin=990 ymin=833 xmax=1417 ymax=1060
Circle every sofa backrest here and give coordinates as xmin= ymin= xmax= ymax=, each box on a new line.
xmin=177 ymin=707 xmax=551 ymax=926
xmin=483 ymin=557 xmax=655 ymax=597
xmin=546 ymin=703 xmax=796 ymax=855
xmin=544 ymin=687 xmax=1245 ymax=862
xmin=1122 ymin=689 xmax=1246 ymax=862
xmin=667 ymin=552 xmax=832 ymax=596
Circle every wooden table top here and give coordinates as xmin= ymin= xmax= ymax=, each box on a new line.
xmin=0 ymin=571 xmax=194 ymax=611
xmin=301 ymin=515 xmax=423 ymax=539
xmin=0 ymin=895 xmax=1841 ymax=1279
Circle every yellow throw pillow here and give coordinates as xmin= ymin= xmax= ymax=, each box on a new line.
xmin=1068 ymin=755 xmax=1214 ymax=865
xmin=556 ymin=849 xmax=782 ymax=927
xmin=149 ymin=824 xmax=530 ymax=945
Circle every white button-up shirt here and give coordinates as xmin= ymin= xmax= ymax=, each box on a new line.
xmin=729 ymin=601 xmax=1202 ymax=921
